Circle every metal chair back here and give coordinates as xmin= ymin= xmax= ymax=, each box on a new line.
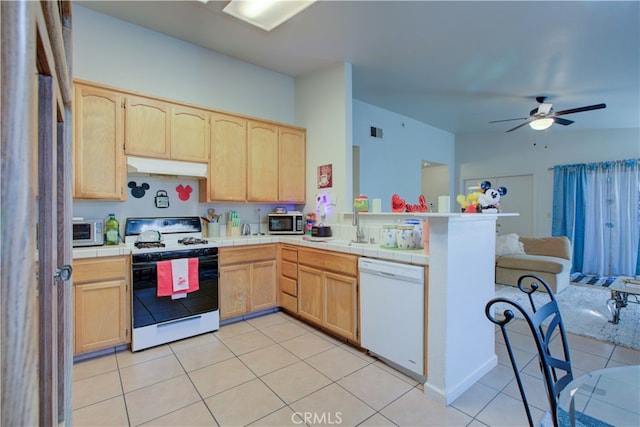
xmin=485 ymin=274 xmax=574 ymax=427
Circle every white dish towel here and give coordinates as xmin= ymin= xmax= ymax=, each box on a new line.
xmin=171 ymin=258 xmax=189 ymax=299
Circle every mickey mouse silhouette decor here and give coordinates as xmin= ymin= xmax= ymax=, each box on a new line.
xmin=128 ymin=181 xmax=150 ymax=199
xmin=176 ymin=184 xmax=193 ymax=201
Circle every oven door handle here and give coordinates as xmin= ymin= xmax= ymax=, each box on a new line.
xmin=157 ymin=315 xmax=202 ymax=328
xmin=132 ymin=261 xmax=159 ymax=270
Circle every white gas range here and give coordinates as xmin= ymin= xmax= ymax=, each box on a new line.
xmin=125 ymin=217 xmax=219 ymax=351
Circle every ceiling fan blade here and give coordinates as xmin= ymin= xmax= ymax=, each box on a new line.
xmin=554 ymin=103 xmax=606 ymax=116
xmin=506 ymin=121 xmax=532 ymax=133
xmin=489 ymin=117 xmax=528 ymax=123
xmin=554 ymin=117 xmax=574 ymax=126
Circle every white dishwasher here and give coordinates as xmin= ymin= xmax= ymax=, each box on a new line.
xmin=359 ymin=258 xmax=425 ymax=377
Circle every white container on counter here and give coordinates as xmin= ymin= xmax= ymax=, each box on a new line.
xmin=404 ymin=219 xmax=423 ymax=249
xmin=381 ymin=224 xmax=397 ymax=248
xmin=396 ymin=224 xmax=415 ymax=249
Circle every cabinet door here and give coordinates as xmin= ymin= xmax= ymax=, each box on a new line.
xmin=73 ymin=85 xmax=125 ymax=200
xmin=324 ymin=272 xmax=358 ymax=342
xmin=247 ymin=120 xmax=278 ymax=201
xmin=74 ymin=279 xmax=127 ymax=354
xmin=171 ymin=105 xmax=209 ymax=162
xmin=205 ymin=113 xmax=247 ymax=202
xmin=219 ymin=265 xmax=250 ymax=319
xmin=278 ymin=126 xmax=306 ymax=203
xmin=125 ymin=96 xmax=171 ymax=158
xmin=297 ymin=265 xmax=323 ymax=325
xmin=250 ymin=260 xmax=277 ymax=312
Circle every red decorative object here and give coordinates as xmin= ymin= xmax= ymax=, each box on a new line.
xmin=406 ymin=194 xmax=428 ymax=212
xmin=391 ymin=194 xmax=406 ymax=212
xmin=393 ymin=194 xmax=428 ymax=212
xmin=176 ymin=184 xmax=193 ymax=201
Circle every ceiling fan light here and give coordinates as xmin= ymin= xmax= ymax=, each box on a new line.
xmin=529 ymin=117 xmax=554 ymax=131
xmin=223 ymin=0 xmax=316 ymax=31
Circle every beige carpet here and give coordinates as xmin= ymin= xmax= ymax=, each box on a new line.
xmin=493 ymin=283 xmax=640 ymax=350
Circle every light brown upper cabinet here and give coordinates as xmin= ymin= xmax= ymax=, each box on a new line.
xmin=202 ymin=112 xmax=248 ymax=202
xmin=125 ymin=96 xmax=171 ymax=159
xmin=73 ymin=84 xmax=126 ymax=200
xmin=205 ymin=120 xmax=306 ymax=203
xmin=247 ymin=120 xmax=278 ymax=202
xmin=125 ymin=96 xmax=210 ymax=163
xmin=170 ymin=105 xmax=210 ymax=162
xmin=278 ymin=126 xmax=306 ymax=203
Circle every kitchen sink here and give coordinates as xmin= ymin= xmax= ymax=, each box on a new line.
xmin=329 ymin=239 xmax=373 ymax=246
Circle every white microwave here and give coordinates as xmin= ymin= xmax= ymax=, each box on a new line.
xmin=267 ymin=212 xmax=304 ymax=235
xmin=72 ymin=219 xmax=104 ymax=247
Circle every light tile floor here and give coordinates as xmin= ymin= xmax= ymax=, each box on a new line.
xmin=73 ymin=311 xmax=640 ymax=426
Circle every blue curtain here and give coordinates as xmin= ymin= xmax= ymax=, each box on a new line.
xmin=552 ymin=164 xmax=587 ymax=273
xmin=553 ymin=159 xmax=640 ymax=276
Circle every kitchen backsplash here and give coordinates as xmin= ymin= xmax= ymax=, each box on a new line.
xmin=73 ymin=175 xmax=427 ymax=243
xmin=73 ymin=175 xmax=300 ymax=236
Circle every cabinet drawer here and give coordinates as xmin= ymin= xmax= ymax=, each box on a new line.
xmin=279 ymin=291 xmax=297 ymax=313
xmin=298 ymin=249 xmax=358 ymax=277
xmin=220 ymin=244 xmax=276 ymax=266
xmin=73 ymin=256 xmax=128 ymax=283
xmin=279 ymin=275 xmax=297 ymax=296
xmin=281 ymin=246 xmax=298 ymax=263
xmin=281 ymin=260 xmax=297 ymax=279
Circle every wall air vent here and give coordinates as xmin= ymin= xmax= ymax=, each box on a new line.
xmin=370 ymin=126 xmax=383 ymax=139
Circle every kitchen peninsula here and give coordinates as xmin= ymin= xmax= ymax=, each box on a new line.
xmin=339 ymin=211 xmax=502 ymax=404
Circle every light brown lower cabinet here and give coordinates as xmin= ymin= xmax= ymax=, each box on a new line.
xmin=73 ymin=256 xmax=130 ymax=355
xmin=297 ymin=248 xmax=359 ymax=343
xmin=219 ymin=245 xmax=277 ymax=320
xmin=278 ymin=245 xmax=299 ymax=314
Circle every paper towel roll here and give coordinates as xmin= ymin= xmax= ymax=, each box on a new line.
xmin=437 ymin=196 xmax=450 ymax=213
xmin=372 ymin=198 xmax=382 ymax=213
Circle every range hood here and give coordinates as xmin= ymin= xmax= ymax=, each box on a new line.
xmin=127 ymin=156 xmax=207 ymax=178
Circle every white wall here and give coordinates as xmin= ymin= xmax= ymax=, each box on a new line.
xmin=295 ymin=63 xmax=353 ymax=221
xmin=73 ymin=5 xmax=295 ymax=124
xmin=353 ymin=100 xmax=455 ymax=212
xmin=456 ymin=128 xmax=640 ymax=235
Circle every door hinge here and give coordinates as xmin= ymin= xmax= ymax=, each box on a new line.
xmin=356 ymin=327 xmax=359 ymax=338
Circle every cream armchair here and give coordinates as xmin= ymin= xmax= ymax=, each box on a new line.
xmin=495 ymin=236 xmax=573 ymax=293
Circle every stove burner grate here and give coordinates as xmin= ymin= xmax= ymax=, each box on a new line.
xmin=178 ymin=237 xmax=209 ymax=245
xmin=134 ymin=241 xmax=166 ymax=249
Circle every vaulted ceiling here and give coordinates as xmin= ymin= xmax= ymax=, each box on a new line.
xmin=76 ymin=1 xmax=639 ymax=134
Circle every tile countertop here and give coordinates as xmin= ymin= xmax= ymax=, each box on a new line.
xmin=72 ymin=236 xmax=429 ymax=266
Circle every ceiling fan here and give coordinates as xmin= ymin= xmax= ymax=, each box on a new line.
xmin=490 ymin=96 xmax=607 ymax=132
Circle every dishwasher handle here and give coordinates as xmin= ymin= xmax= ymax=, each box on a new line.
xmin=360 ymin=266 xmax=424 ymax=285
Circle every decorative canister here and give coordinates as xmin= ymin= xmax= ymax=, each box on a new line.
xmin=354 ymin=194 xmax=369 ymax=212
xmin=405 ymin=219 xmax=422 ymax=249
xmin=380 ymin=224 xmax=397 ymax=248
xmin=396 ymin=224 xmax=415 ymax=249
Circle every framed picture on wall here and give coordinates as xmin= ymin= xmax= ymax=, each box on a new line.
xmin=318 ymin=164 xmax=332 ymax=189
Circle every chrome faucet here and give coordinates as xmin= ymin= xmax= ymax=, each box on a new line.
xmin=352 ymin=207 xmax=367 ymax=243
